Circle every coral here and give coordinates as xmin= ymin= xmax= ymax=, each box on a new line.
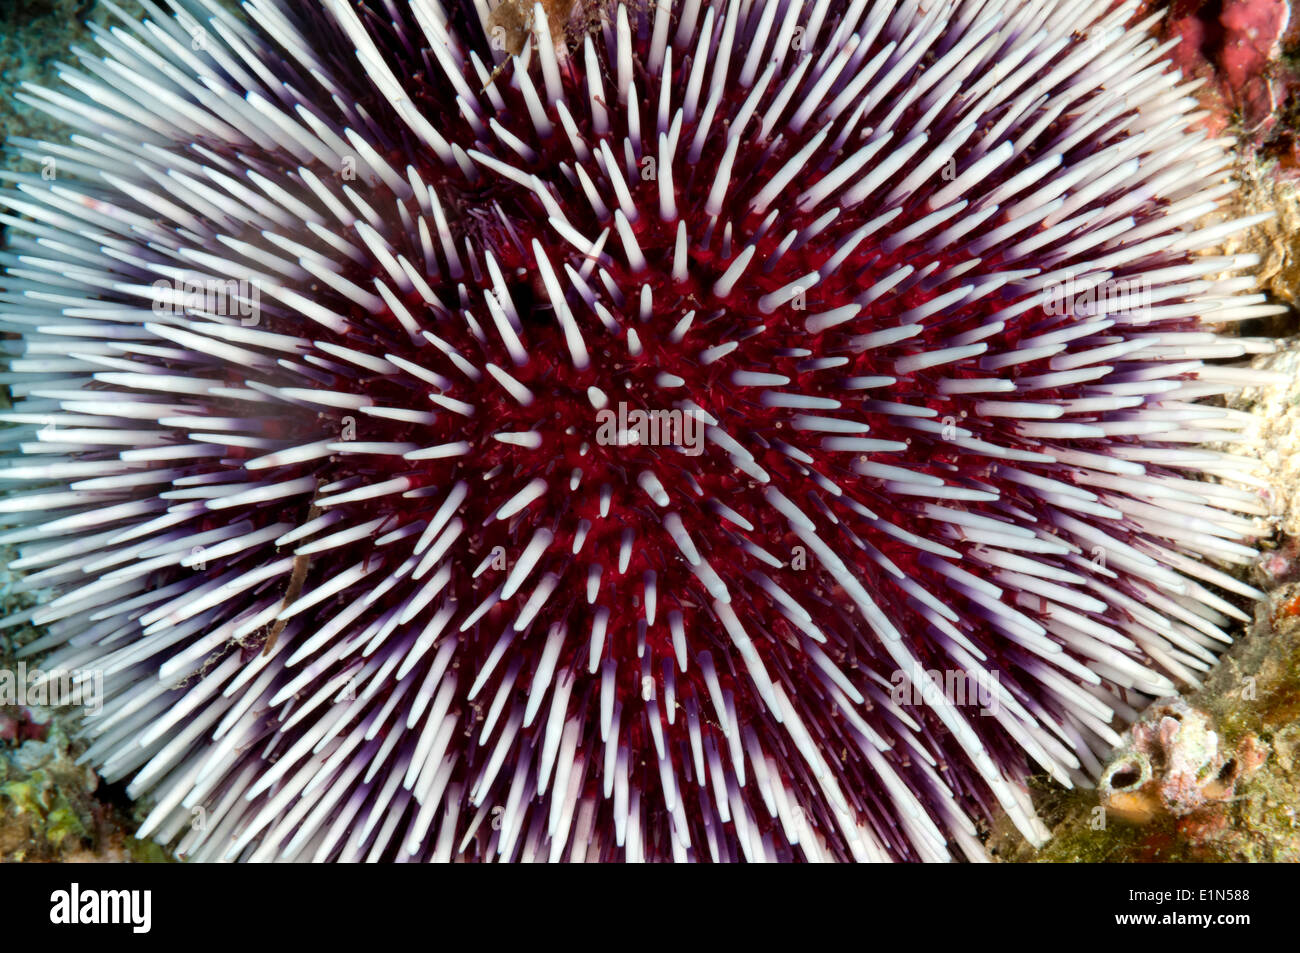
xmin=0 ymin=717 xmax=164 ymax=861
xmin=1149 ymin=0 xmax=1296 ymax=143
xmin=1098 ymin=698 xmax=1267 ymax=820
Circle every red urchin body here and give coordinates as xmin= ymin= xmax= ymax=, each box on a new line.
xmin=0 ymin=0 xmax=1276 ymax=861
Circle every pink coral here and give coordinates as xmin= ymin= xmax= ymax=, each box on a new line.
xmin=1100 ymin=698 xmax=1269 ymax=823
xmin=1155 ymin=0 xmax=1293 ymax=139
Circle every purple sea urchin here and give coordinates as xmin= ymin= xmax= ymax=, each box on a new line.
xmin=0 ymin=0 xmax=1280 ymax=862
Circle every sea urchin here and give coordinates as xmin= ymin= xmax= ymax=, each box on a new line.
xmin=0 ymin=0 xmax=1280 ymax=862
